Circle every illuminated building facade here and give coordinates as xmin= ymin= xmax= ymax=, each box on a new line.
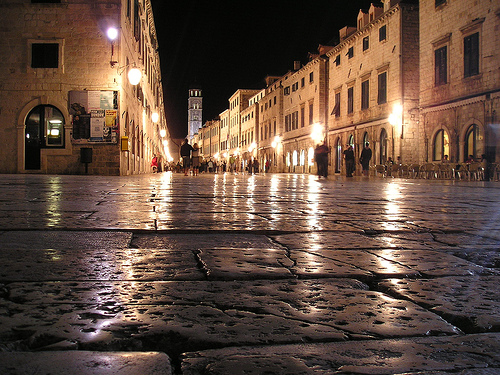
xmin=0 ymin=0 xmax=169 ymax=175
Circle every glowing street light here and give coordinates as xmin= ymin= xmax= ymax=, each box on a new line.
xmin=107 ymin=27 xmax=119 ymax=41
xmin=160 ymin=128 xmax=166 ymax=138
xmin=152 ymin=112 xmax=159 ymax=123
xmin=127 ymin=68 xmax=142 ymax=85
xmin=310 ymin=123 xmax=324 ymax=143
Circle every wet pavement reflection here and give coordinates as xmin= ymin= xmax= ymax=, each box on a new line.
xmin=0 ymin=172 xmax=499 ymax=374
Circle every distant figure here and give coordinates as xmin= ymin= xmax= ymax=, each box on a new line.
xmin=314 ymin=142 xmax=329 ymax=178
xmin=253 ymin=158 xmax=259 ymax=174
xmin=359 ymin=143 xmax=372 ymax=176
xmin=442 ymin=155 xmax=449 ymax=163
xmin=180 ymin=138 xmax=194 ymax=175
xmin=192 ymin=143 xmax=200 ymax=176
xmin=343 ymin=145 xmax=355 ymax=177
xmin=151 ymin=154 xmax=158 ymax=173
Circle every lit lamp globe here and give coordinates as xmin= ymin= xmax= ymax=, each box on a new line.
xmin=107 ymin=27 xmax=118 ymax=41
xmin=152 ymin=112 xmax=159 ymax=123
xmin=128 ymin=68 xmax=142 ymax=85
xmin=160 ymin=129 xmax=166 ymax=138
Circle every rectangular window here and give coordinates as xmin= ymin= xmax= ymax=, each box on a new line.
xmin=284 ymin=86 xmax=290 ymax=95
xmin=363 ymin=36 xmax=369 ymax=51
xmin=347 ymin=87 xmax=354 ymax=114
xmin=309 ymin=72 xmax=314 ymax=83
xmin=435 ymin=0 xmax=446 ymax=7
xmin=31 ymin=43 xmax=59 ymax=68
xmin=301 ymin=107 xmax=305 ymax=128
xmin=347 ymin=46 xmax=354 ymax=59
xmin=379 ymin=25 xmax=387 ymax=42
xmin=435 ymin=46 xmax=448 ymax=85
xmin=378 ymin=72 xmax=387 ymax=104
xmin=335 ymin=54 xmax=340 ymax=66
xmin=361 ymin=80 xmax=369 ymax=110
xmin=334 ymin=92 xmax=341 ymax=117
xmin=464 ymin=32 xmax=479 ymax=78
xmin=301 ymin=77 xmax=305 ymax=87
xmin=309 ymin=103 xmax=314 ymax=124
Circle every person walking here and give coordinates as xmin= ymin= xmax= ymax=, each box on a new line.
xmin=151 ymin=154 xmax=158 ymax=173
xmin=191 ymin=143 xmax=200 ymax=176
xmin=343 ymin=145 xmax=355 ymax=177
xmin=180 ymin=138 xmax=194 ymax=176
xmin=314 ymin=142 xmax=329 ymax=178
xmin=359 ymin=143 xmax=372 ymax=176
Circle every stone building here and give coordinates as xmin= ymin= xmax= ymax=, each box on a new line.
xmin=0 ymin=0 xmax=169 ymax=175
xmin=256 ymin=77 xmax=283 ymax=172
xmin=326 ymin=0 xmax=419 ymax=173
xmin=419 ymin=0 xmax=500 ymax=166
xmin=281 ymin=55 xmax=330 ymax=174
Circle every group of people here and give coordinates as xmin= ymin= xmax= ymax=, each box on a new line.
xmin=315 ymin=141 xmax=373 ymax=178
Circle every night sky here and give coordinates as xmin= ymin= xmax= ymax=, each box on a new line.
xmin=150 ymin=0 xmax=376 ymax=138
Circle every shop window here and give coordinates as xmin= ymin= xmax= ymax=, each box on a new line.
xmin=433 ymin=129 xmax=450 ymax=161
xmin=465 ymin=124 xmax=479 ymax=161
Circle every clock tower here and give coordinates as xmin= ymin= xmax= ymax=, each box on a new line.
xmin=188 ymin=86 xmax=202 ymax=140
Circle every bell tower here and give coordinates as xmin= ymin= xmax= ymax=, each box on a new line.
xmin=188 ymin=86 xmax=202 ymax=140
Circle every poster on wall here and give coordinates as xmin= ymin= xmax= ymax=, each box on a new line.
xmin=69 ymin=90 xmax=118 ymax=142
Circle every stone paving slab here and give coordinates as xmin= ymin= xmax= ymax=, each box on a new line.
xmin=0 ymin=279 xmax=459 ymax=352
xmin=0 ymin=351 xmax=172 ymax=375
xmin=379 ymin=276 xmax=500 ymax=333
xmin=180 ymin=333 xmax=500 ymax=375
xmin=0 ymin=248 xmax=203 ymax=282
xmin=197 ymin=248 xmax=294 ymax=280
xmin=0 ymin=231 xmax=132 ymax=250
xmin=368 ymin=249 xmax=491 ymax=276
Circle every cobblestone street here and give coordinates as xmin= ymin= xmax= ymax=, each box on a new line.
xmin=0 ymin=173 xmax=499 ymax=374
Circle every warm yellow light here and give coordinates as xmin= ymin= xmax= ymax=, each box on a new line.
xmin=160 ymin=129 xmax=166 ymax=138
xmin=107 ymin=27 xmax=118 ymax=41
xmin=310 ymin=123 xmax=324 ymax=143
xmin=152 ymin=112 xmax=159 ymax=123
xmin=128 ymin=68 xmax=142 ymax=85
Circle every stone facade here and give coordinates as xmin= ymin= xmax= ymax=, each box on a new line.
xmin=0 ymin=0 xmax=168 ymax=175
xmin=195 ymin=0 xmax=500 ymax=176
xmin=419 ymin=0 xmax=500 ymax=164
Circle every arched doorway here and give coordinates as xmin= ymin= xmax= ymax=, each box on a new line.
xmin=25 ymin=105 xmax=65 ymax=170
xmin=379 ymin=128 xmax=388 ymax=164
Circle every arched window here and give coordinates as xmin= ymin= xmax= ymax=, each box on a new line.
xmin=348 ymin=134 xmax=354 ymax=147
xmin=433 ymin=129 xmax=450 ymax=161
xmin=465 ymin=124 xmax=479 ymax=161
xmin=363 ymin=132 xmax=369 ymax=147
xmin=379 ymin=128 xmax=388 ymax=164
xmin=299 ymin=149 xmax=305 ymax=166
xmin=292 ymin=150 xmax=298 ymax=166
xmin=335 ymin=137 xmax=342 ymax=173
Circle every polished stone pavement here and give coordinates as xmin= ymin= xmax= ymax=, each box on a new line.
xmin=0 ymin=172 xmax=499 ymax=374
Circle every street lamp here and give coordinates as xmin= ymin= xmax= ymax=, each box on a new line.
xmin=160 ymin=128 xmax=166 ymax=138
xmin=152 ymin=112 xmax=159 ymax=124
xmin=310 ymin=123 xmax=324 ymax=144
